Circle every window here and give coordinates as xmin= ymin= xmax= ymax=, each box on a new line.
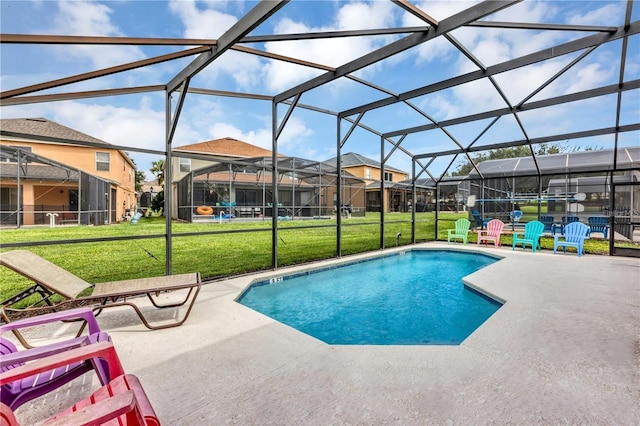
xmin=365 ymin=168 xmax=371 ymax=179
xmin=96 ymin=152 xmax=110 ymax=171
xmin=179 ymin=157 xmax=191 ymax=173
xmin=236 ymin=189 xmax=257 ymax=206
xmin=384 ymin=172 xmax=393 ymax=181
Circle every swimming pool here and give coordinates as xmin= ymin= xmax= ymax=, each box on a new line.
xmin=237 ymin=250 xmax=502 ymax=345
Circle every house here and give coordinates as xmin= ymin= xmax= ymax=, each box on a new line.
xmin=171 ymin=137 xmax=277 ymax=182
xmin=323 ymin=153 xmax=410 ymax=213
xmin=0 ymin=118 xmax=137 ymax=226
xmin=139 ymin=179 xmax=161 ymax=209
xmin=171 ymin=138 xmax=367 ymax=221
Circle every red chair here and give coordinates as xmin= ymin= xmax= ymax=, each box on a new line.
xmin=1 ymin=342 xmax=159 ymax=426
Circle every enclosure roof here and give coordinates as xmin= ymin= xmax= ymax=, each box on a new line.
xmin=547 ymin=172 xmax=639 ymax=194
xmin=186 ymin=154 xmax=366 ymax=186
xmin=0 ymin=1 xmax=638 ymax=183
xmin=0 ymin=162 xmax=79 ymax=181
xmin=468 ymin=147 xmax=640 ymax=178
xmin=0 ymin=145 xmax=90 ymax=182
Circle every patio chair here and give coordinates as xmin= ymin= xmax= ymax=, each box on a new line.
xmin=552 ymin=215 xmax=580 ymax=235
xmin=447 ymin=218 xmax=471 ymax=245
xmin=1 ymin=308 xmax=112 ymax=410
xmin=477 ymin=219 xmax=504 ymax=247
xmin=1 ymin=341 xmax=159 ymax=426
xmin=587 ymin=216 xmax=609 ymax=239
xmin=0 ymin=250 xmax=202 ymax=336
xmin=553 ymin=222 xmax=590 ymax=256
xmin=512 ymin=220 xmax=544 ymax=253
xmin=540 ymin=215 xmax=554 ymax=233
xmin=509 ymin=210 xmax=523 ymax=223
xmin=471 ymin=210 xmax=490 ymax=229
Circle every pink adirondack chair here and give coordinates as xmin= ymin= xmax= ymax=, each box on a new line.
xmin=477 ymin=219 xmax=504 ymax=247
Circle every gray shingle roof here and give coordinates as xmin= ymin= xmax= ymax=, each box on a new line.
xmin=0 ymin=118 xmax=108 ymax=145
xmin=323 ymin=152 xmax=406 ymax=174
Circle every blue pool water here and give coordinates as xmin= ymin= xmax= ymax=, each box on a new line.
xmin=237 ymin=250 xmax=502 ymax=345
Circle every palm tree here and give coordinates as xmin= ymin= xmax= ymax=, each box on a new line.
xmin=150 ymin=160 xmax=165 ymax=187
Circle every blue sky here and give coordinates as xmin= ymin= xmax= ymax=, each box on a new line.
xmin=1 ymin=0 xmax=638 ymax=179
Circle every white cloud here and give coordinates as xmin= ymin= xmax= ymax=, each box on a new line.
xmin=567 ymin=3 xmax=623 ymax=26
xmin=204 ymin=115 xmax=312 ymax=155
xmin=405 ymin=0 xmax=613 ymax=137
xmin=207 ymin=122 xmax=271 ymax=150
xmin=49 ymin=1 xmax=145 ymax=69
xmin=1 ymin=97 xmax=169 ymax=177
xmin=168 ymin=0 xmax=237 ymax=39
xmin=169 ymin=0 xmax=263 ymax=90
xmin=564 ymin=62 xmax=615 ymax=93
xmin=263 ymin=1 xmax=397 ymax=93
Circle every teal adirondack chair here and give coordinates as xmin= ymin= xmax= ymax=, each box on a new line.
xmin=447 ymin=218 xmax=471 ymax=245
xmin=553 ymin=221 xmax=589 ymax=256
xmin=512 ymin=220 xmax=544 ymax=252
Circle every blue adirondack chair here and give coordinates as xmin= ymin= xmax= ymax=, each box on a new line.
xmin=512 ymin=220 xmax=544 ymax=253
xmin=587 ymin=216 xmax=609 ymax=239
xmin=540 ymin=215 xmax=554 ymax=233
xmin=553 ymin=221 xmax=589 ymax=256
xmin=471 ymin=210 xmax=490 ymax=229
xmin=553 ymin=216 xmax=579 ymax=235
xmin=447 ymin=218 xmax=471 ymax=245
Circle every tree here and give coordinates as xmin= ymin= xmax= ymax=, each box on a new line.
xmin=127 ymin=155 xmax=147 ymax=192
xmin=135 ymin=170 xmax=146 ymax=192
xmin=150 ymin=160 xmax=165 ymax=187
xmin=151 ymin=190 xmax=164 ymax=214
xmin=451 ymin=143 xmax=566 ymax=176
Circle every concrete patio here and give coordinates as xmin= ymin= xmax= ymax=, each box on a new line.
xmin=11 ymin=243 xmax=640 ymax=425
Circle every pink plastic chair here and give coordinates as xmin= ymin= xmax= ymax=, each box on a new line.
xmin=477 ymin=219 xmax=504 ymax=247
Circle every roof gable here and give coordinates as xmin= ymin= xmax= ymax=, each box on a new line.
xmin=174 ymin=137 xmax=277 ymax=158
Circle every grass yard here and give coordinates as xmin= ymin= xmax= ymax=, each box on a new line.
xmin=0 ymin=211 xmax=613 ymax=307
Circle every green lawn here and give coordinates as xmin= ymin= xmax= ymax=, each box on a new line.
xmin=0 ymin=211 xmax=613 ymax=306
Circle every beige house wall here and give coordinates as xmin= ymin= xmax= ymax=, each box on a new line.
xmin=170 ymin=157 xmax=222 ymax=183
xmin=343 ymin=165 xmax=408 ymax=184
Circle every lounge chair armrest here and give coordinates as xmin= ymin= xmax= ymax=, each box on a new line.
xmin=0 ymin=341 xmax=124 ymax=385
xmin=43 ymin=389 xmax=138 ymax=426
xmin=0 ymin=307 xmax=101 ymax=335
xmin=0 ymin=336 xmax=89 ymax=366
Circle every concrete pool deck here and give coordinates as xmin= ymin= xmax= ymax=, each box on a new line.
xmin=12 ymin=243 xmax=640 ymax=425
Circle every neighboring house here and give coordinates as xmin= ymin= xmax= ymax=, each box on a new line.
xmin=0 ymin=118 xmax=137 ymax=226
xmin=171 ymin=138 xmax=367 ymax=221
xmin=139 ymin=179 xmax=161 ymax=210
xmin=171 ymin=137 xmax=277 ymax=182
xmin=323 ymin=152 xmax=410 ymax=213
